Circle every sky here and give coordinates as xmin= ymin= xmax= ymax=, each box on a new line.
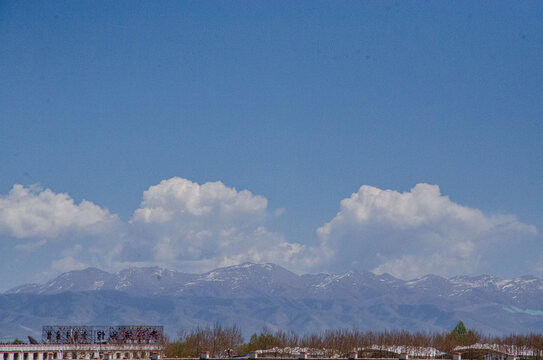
xmin=1 ymin=1 xmax=542 ymax=291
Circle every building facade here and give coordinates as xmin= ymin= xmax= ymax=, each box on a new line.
xmin=0 ymin=344 xmax=163 ymax=360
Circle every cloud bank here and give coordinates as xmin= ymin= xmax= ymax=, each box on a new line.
xmin=128 ymin=177 xmax=307 ymax=272
xmin=0 ymin=184 xmax=118 ymax=239
xmin=0 ymin=179 xmax=538 ymax=280
xmin=317 ymin=183 xmax=537 ymax=278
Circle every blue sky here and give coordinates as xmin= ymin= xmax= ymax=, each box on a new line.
xmin=1 ymin=1 xmax=542 ymax=291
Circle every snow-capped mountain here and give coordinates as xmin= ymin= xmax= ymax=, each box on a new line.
xmin=3 ymin=263 xmax=543 ymax=340
xmin=7 ymin=268 xmax=118 ymax=295
xmin=5 ymin=263 xmax=305 ymax=297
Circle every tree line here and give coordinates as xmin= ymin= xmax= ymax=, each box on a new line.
xmin=164 ymin=323 xmax=543 ymax=359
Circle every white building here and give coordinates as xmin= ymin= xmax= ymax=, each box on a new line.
xmin=0 ymin=344 xmax=163 ymax=360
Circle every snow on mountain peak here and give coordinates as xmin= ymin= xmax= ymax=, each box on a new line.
xmin=6 ymin=263 xmax=543 ymax=311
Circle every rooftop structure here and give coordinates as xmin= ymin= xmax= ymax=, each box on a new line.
xmin=42 ymin=326 xmax=163 ymax=345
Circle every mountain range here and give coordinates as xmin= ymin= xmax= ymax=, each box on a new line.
xmin=2 ymin=263 xmax=543 ymax=341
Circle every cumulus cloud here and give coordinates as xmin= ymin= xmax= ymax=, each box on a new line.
xmin=317 ymin=183 xmax=537 ymax=279
xmin=2 ymin=180 xmax=538 ymax=281
xmin=128 ymin=177 xmax=309 ymax=272
xmin=0 ymin=179 xmax=313 ymax=277
xmin=52 ymin=255 xmax=86 ymax=272
xmin=0 ymin=184 xmax=118 ymax=239
xmin=133 ymin=178 xmax=268 ymax=225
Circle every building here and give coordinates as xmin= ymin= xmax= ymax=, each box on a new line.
xmin=0 ymin=344 xmax=163 ymax=360
xmin=1 ymin=326 xmax=164 ymax=360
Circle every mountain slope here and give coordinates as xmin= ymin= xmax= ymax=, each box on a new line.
xmin=3 ymin=263 xmax=543 ymax=341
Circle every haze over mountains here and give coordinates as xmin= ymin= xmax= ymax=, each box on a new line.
xmin=2 ymin=263 xmax=543 ymax=341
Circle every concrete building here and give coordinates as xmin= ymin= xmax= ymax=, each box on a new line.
xmin=0 ymin=344 xmax=163 ymax=360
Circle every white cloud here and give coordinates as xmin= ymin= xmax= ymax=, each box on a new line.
xmin=133 ymin=178 xmax=267 ymax=224
xmin=0 ymin=184 xmax=118 ymax=239
xmin=317 ymin=183 xmax=537 ymax=279
xmin=0 ymin=179 xmax=313 ymax=277
xmin=15 ymin=239 xmax=47 ymax=251
xmin=3 ymin=180 xmax=538 ymax=282
xmin=129 ymin=177 xmax=309 ymax=272
xmin=52 ymin=255 xmax=86 ymax=272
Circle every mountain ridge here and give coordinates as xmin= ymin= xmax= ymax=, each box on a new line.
xmin=2 ymin=263 xmax=543 ymax=341
xmin=11 ymin=262 xmax=543 ymax=297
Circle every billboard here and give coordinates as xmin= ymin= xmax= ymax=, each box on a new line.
xmin=42 ymin=325 xmax=164 ymax=344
